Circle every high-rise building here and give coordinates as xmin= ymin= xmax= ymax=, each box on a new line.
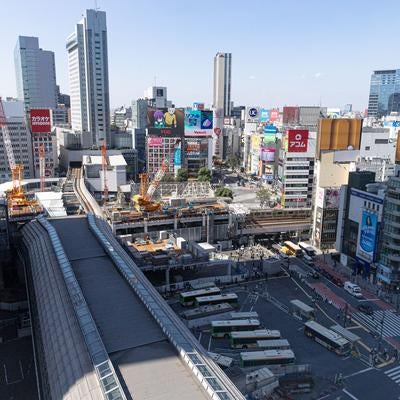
xmin=0 ymin=99 xmax=34 ymax=182
xmin=14 ymin=36 xmax=58 ymax=112
xmin=66 ymin=9 xmax=110 ymax=146
xmin=213 ymin=52 xmax=232 ymax=117
xmin=368 ymin=69 xmax=400 ymax=118
xmin=144 ymin=87 xmax=171 ymax=108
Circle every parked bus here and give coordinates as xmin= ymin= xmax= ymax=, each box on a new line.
xmin=195 ymin=293 xmax=238 ymax=308
xmin=256 ymin=339 xmax=291 ymax=351
xmin=304 ymin=321 xmax=351 ymax=355
xmin=284 ymin=241 xmax=302 ymax=257
xmin=230 ymin=329 xmax=281 ymax=349
xmin=179 ymin=287 xmax=221 ymax=306
xmin=207 ymin=352 xmax=233 ymax=368
xmin=240 ymin=350 xmax=296 ymax=368
xmin=190 ymin=281 xmax=216 ymax=290
xmin=298 ymin=242 xmax=316 ymax=257
xmin=211 ymin=319 xmax=261 ymax=338
xmin=290 ymin=299 xmax=315 ymax=321
xmin=229 ymin=311 xmax=259 ymax=320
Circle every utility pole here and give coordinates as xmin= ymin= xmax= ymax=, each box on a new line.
xmin=378 ymin=310 xmax=386 ymax=351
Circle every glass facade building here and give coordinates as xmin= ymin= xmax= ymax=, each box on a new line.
xmin=368 ymin=69 xmax=400 ymax=118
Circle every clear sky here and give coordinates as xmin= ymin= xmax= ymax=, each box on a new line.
xmin=1 ymin=0 xmax=400 ymax=110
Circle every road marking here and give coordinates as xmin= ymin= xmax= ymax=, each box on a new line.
xmin=249 ymin=295 xmax=259 ymax=312
xmin=198 ymin=332 xmax=202 ymax=343
xmin=3 ymin=364 xmax=8 ymax=385
xmin=344 ymin=366 xmax=373 ymax=379
xmin=19 ymin=360 xmax=24 ymax=380
xmin=208 ymin=335 xmax=212 ymax=351
xmin=342 ymin=388 xmax=359 ymax=400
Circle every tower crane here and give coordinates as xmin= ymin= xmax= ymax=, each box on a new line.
xmin=0 ymin=97 xmax=40 ymax=216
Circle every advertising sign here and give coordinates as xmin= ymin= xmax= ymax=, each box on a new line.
xmin=269 ymin=108 xmax=279 ymax=122
xmin=193 ymin=102 xmax=205 ymax=111
xmin=148 ymin=137 xmax=163 ymax=147
xmin=174 ymin=148 xmax=182 ymax=168
xmin=287 ymin=129 xmax=308 ymax=152
xmin=260 ymin=109 xmax=270 ymax=122
xmin=316 ymin=187 xmax=325 ymax=209
xmin=184 ymin=109 xmax=213 ymax=136
xmin=357 ymin=211 xmax=378 ymax=262
xmin=324 ymin=188 xmax=340 ymax=209
xmin=263 ymin=125 xmax=277 ymax=134
xmin=327 ymin=108 xmax=341 ymax=119
xmin=261 ymin=148 xmax=275 ymax=162
xmin=30 ymin=109 xmax=51 ymax=133
xmin=147 ymin=107 xmax=184 ymax=137
xmin=246 ymin=106 xmax=260 ymax=123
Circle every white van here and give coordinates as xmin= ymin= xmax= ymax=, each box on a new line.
xmin=344 ymin=281 xmax=362 ymax=298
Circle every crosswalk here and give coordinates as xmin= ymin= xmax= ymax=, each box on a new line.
xmin=385 ymin=365 xmax=400 ymax=385
xmin=354 ymin=309 xmax=400 ymax=338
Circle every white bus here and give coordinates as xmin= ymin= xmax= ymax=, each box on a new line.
xmin=179 ymin=287 xmax=221 ymax=306
xmin=284 ymin=241 xmax=302 ymax=257
xmin=304 ymin=321 xmax=351 ymax=356
xmin=298 ymin=242 xmax=316 ymax=257
xmin=229 ymin=311 xmax=259 ymax=320
xmin=256 ymin=339 xmax=291 ymax=351
xmin=344 ymin=281 xmax=362 ymax=298
xmin=211 ymin=319 xmax=261 ymax=338
xmin=195 ymin=293 xmax=238 ymax=308
xmin=290 ymin=299 xmax=315 ymax=320
xmin=207 ymin=352 xmax=233 ymax=368
xmin=240 ymin=350 xmax=296 ymax=368
xmin=230 ymin=329 xmax=281 ymax=349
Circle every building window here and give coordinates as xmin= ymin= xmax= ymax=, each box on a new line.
xmin=365 ymin=146 xmax=370 ymax=150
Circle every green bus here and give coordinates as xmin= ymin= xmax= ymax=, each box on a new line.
xmin=211 ymin=319 xmax=261 ymax=338
xmin=240 ymin=350 xmax=296 ymax=368
xmin=179 ymin=287 xmax=221 ymax=306
xmin=195 ymin=293 xmax=238 ymax=308
xmin=230 ymin=329 xmax=281 ymax=349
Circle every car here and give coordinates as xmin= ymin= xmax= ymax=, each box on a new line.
xmin=309 ymin=271 xmax=320 ymax=279
xmin=357 ymin=303 xmax=373 ymax=315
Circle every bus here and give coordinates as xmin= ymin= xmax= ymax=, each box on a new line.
xmin=290 ymin=299 xmax=315 ymax=321
xmin=229 ymin=311 xmax=259 ymax=320
xmin=240 ymin=350 xmax=296 ymax=368
xmin=211 ymin=319 xmax=261 ymax=338
xmin=256 ymin=339 xmax=291 ymax=351
xmin=179 ymin=287 xmax=221 ymax=306
xmin=230 ymin=329 xmax=281 ymax=349
xmin=283 ymin=241 xmax=302 ymax=257
xmin=298 ymin=242 xmax=316 ymax=257
xmin=304 ymin=321 xmax=351 ymax=356
xmin=207 ymin=352 xmax=233 ymax=368
xmin=190 ymin=281 xmax=216 ymax=290
xmin=195 ymin=293 xmax=238 ymax=308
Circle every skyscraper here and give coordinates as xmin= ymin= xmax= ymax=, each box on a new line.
xmin=66 ymin=9 xmax=110 ymax=146
xmin=14 ymin=36 xmax=58 ymax=112
xmin=368 ymin=69 xmax=400 ymax=118
xmin=213 ymin=52 xmax=232 ymax=117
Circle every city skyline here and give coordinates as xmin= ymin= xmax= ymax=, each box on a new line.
xmin=1 ymin=0 xmax=400 ymax=110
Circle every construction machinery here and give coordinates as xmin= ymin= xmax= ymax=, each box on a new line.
xmin=132 ymin=139 xmax=180 ymax=212
xmin=0 ymin=97 xmax=41 ymax=218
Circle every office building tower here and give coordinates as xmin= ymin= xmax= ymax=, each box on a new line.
xmin=144 ymin=87 xmax=171 ymax=109
xmin=298 ymin=106 xmax=327 ymax=129
xmin=14 ymin=36 xmax=58 ymax=112
xmin=0 ymin=99 xmax=34 ymax=182
xmin=56 ymin=85 xmax=70 ymax=108
xmin=368 ymin=69 xmax=400 ymax=118
xmin=213 ymin=53 xmax=232 ymax=117
xmin=66 ymin=9 xmax=110 ymax=146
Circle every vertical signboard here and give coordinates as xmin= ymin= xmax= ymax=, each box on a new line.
xmin=246 ymin=107 xmax=260 ymax=123
xmin=259 ymin=109 xmax=270 ymax=122
xmin=356 ymin=211 xmax=378 ymax=263
xmin=287 ymin=129 xmax=309 ymax=153
xmin=269 ymin=108 xmax=279 ymax=122
xmin=30 ymin=109 xmax=51 ymax=133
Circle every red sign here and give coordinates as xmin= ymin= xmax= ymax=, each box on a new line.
xmin=214 ymin=127 xmax=221 ymax=136
xmin=287 ymin=130 xmax=308 ymax=152
xmin=269 ymin=108 xmax=279 ymax=122
xmin=30 ymin=109 xmax=51 ymax=133
xmin=148 ymin=137 xmax=163 ymax=147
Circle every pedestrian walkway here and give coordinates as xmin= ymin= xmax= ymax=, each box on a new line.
xmin=354 ymin=310 xmax=400 ymax=338
xmin=307 ymin=281 xmax=347 ymax=310
xmin=384 ymin=364 xmax=400 ymax=385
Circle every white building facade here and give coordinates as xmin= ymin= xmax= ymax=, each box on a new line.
xmin=66 ymin=9 xmax=110 ymax=146
xmin=213 ymin=53 xmax=232 ymax=117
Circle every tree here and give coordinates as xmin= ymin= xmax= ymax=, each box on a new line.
xmin=160 ymin=174 xmax=175 ymax=183
xmin=197 ymin=167 xmax=212 ymax=182
xmin=256 ymin=187 xmax=271 ymax=208
xmin=176 ymin=168 xmax=188 ymax=182
xmin=215 ymin=186 xmax=233 ymax=199
xmin=227 ymin=155 xmax=241 ymax=170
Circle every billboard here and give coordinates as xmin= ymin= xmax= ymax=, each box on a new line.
xmin=184 ymin=109 xmax=213 ymax=136
xmin=260 ymin=109 xmax=270 ymax=122
xmin=316 ymin=187 xmax=340 ymax=209
xmin=261 ymin=148 xmax=275 ymax=162
xmin=246 ymin=106 xmax=260 ymax=123
xmin=269 ymin=108 xmax=279 ymax=122
xmin=148 ymin=137 xmax=163 ymax=147
xmin=30 ymin=109 xmax=51 ymax=133
xmin=356 ymin=211 xmax=378 ymax=263
xmin=287 ymin=129 xmax=308 ymax=152
xmin=147 ymin=107 xmax=184 ymax=137
xmin=193 ymin=102 xmax=205 ymax=111
xmin=327 ymin=108 xmax=341 ymax=119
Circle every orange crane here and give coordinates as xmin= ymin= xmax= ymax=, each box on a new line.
xmin=101 ymin=142 xmax=108 ymax=204
xmin=0 ymin=97 xmax=39 ymax=216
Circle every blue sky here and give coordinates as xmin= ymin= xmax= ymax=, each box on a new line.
xmin=1 ymin=0 xmax=400 ymax=110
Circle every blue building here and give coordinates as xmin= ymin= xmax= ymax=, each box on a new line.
xmin=368 ymin=69 xmax=400 ymax=118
